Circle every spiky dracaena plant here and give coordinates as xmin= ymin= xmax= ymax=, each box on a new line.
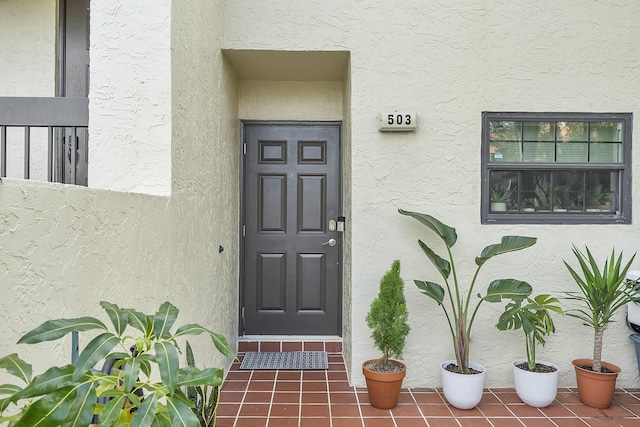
xmin=564 ymin=246 xmax=639 ymax=373
xmin=399 ymin=209 xmax=536 ymax=374
xmin=185 ymin=341 xmax=218 ymax=427
xmin=366 ymin=260 xmax=410 ymax=365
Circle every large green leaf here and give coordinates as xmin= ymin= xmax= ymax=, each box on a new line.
xmin=176 ymin=367 xmax=223 ymax=388
xmin=73 ymin=332 xmax=120 ymax=380
xmin=475 ymin=236 xmax=537 ymax=267
xmin=18 ymin=317 xmax=107 ymax=344
xmin=154 ymin=302 xmax=179 ymax=340
xmin=101 ymin=301 xmax=129 ymax=336
xmin=0 ymin=395 xmax=14 ymax=413
xmin=171 ymin=389 xmax=196 ymax=408
xmin=12 ymin=386 xmax=77 ymax=427
xmin=0 ymin=353 xmax=32 ymax=384
xmin=13 ymin=365 xmax=76 ymax=400
xmin=166 ymin=395 xmax=200 ymax=427
xmin=482 ymin=279 xmax=532 ymax=303
xmin=123 ymin=357 xmax=141 ymax=393
xmin=65 ymin=384 xmax=96 ymax=427
xmin=174 ymin=324 xmax=208 ymax=338
xmin=151 ymin=410 xmax=172 ymax=427
xmin=414 ymin=280 xmax=445 ymax=305
xmin=398 ymin=209 xmax=457 ymax=248
xmin=418 ymin=240 xmax=451 ymax=280
xmin=131 ymin=390 xmax=158 ymax=427
xmin=0 ymin=384 xmax=22 ymax=397
xmin=174 ymin=324 xmax=236 ymax=359
xmin=97 ymin=393 xmax=128 ymax=427
xmin=209 ymin=332 xmax=236 ymax=359
xmin=155 ymin=341 xmax=179 ymax=394
xmin=126 ymin=309 xmax=152 ymax=335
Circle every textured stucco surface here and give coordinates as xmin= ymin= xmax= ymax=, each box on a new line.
xmin=0 ymin=0 xmax=56 ymax=182
xmin=0 ymin=178 xmax=172 ymax=377
xmin=89 ymin=0 xmax=172 ymax=196
xmin=239 ymin=81 xmax=343 ymax=121
xmin=0 ymin=0 xmax=55 ymax=97
xmin=4 ymin=0 xmax=640 ymax=394
xmin=223 ymin=0 xmax=640 ymax=389
xmin=170 ymin=0 xmax=240 ymax=372
xmin=1 ymin=0 xmax=239 ymax=389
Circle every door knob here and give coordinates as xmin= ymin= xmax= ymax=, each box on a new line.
xmin=322 ymin=238 xmax=337 ymax=247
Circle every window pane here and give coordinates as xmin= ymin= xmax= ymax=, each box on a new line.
xmin=489 ymin=169 xmax=619 ymax=214
xmin=523 ymin=121 xmax=555 ymax=141
xmin=490 ymin=119 xmax=624 ymax=164
xmin=523 ymin=142 xmax=554 ymax=162
xmin=590 ymin=142 xmax=621 ymax=162
xmin=490 ymin=121 xmax=522 ymax=162
xmin=490 ymin=121 xmax=521 ymax=141
xmin=556 ymin=142 xmax=588 ymax=162
xmin=558 ymin=122 xmax=588 ymax=142
xmin=591 ymin=122 xmax=622 ymax=142
xmin=489 ymin=171 xmax=518 ymax=212
xmin=585 ymin=171 xmax=618 ymax=212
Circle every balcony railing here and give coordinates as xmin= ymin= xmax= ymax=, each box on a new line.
xmin=0 ymin=97 xmax=88 ymax=185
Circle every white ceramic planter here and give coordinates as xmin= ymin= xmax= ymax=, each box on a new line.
xmin=512 ymin=359 xmax=559 ymax=407
xmin=491 ymin=202 xmax=507 ymax=212
xmin=440 ymin=360 xmax=485 ymax=409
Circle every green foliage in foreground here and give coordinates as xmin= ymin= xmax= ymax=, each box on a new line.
xmin=0 ymin=301 xmax=236 ymax=427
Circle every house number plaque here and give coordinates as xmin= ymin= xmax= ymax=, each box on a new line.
xmin=378 ymin=112 xmax=417 ymax=132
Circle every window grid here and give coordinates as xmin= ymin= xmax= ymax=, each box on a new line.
xmin=481 ymin=112 xmax=632 ymax=224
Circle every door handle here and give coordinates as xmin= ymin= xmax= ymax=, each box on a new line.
xmin=322 ymin=238 xmax=337 ymax=247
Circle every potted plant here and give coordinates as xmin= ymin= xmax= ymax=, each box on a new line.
xmin=490 ymin=180 xmax=513 ymax=212
xmin=363 ymin=259 xmax=410 ymax=409
xmin=564 ymin=245 xmax=639 ymax=408
xmin=399 ymin=209 xmax=536 ymax=409
xmin=185 ymin=341 xmax=219 ymax=427
xmin=0 ymin=301 xmax=236 ymax=427
xmin=495 ymin=293 xmax=563 ymax=407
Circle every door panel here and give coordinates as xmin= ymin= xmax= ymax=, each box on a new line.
xmin=243 ymin=123 xmax=341 ymax=335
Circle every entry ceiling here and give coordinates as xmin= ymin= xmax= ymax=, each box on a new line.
xmin=222 ymin=50 xmax=349 ymax=81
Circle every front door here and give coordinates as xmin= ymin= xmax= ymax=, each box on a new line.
xmin=242 ymin=123 xmax=342 ymax=335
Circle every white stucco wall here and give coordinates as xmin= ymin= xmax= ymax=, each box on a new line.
xmin=0 ymin=0 xmax=56 ymax=182
xmin=1 ymin=0 xmax=239 ymax=392
xmin=223 ymin=0 xmax=640 ymax=389
xmin=0 ymin=0 xmax=56 ymax=97
xmin=238 ymin=81 xmax=343 ymax=120
xmin=170 ymin=0 xmax=240 ymax=371
xmin=0 ymin=179 xmax=172 ymax=378
xmin=89 ymin=0 xmax=172 ymax=196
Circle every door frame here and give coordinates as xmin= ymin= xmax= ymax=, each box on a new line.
xmin=239 ymin=120 xmax=343 ymax=336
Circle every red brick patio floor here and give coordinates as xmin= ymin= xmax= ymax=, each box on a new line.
xmin=216 ymin=342 xmax=640 ymax=427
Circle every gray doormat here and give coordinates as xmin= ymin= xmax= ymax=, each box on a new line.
xmin=239 ymin=351 xmax=328 ymax=370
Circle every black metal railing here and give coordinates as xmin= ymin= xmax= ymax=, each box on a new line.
xmin=0 ymin=97 xmax=88 ymax=185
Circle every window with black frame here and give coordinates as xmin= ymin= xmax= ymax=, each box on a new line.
xmin=481 ymin=112 xmax=632 ymax=224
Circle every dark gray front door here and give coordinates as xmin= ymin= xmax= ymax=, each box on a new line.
xmin=242 ymin=123 xmax=341 ymax=335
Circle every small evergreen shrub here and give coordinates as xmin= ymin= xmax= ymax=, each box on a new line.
xmin=366 ymin=260 xmax=410 ymax=365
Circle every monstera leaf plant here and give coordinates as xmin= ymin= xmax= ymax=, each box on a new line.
xmin=399 ymin=209 xmax=537 ymax=373
xmin=0 ymin=301 xmax=235 ymax=427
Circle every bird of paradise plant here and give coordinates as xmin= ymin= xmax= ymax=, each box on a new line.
xmin=399 ymin=209 xmax=537 ymax=373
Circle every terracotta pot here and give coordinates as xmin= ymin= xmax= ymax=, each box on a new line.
xmin=362 ymin=359 xmax=406 ymax=409
xmin=572 ymin=358 xmax=621 ymax=409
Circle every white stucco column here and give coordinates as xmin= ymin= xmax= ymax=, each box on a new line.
xmin=89 ymin=0 xmax=172 ymax=196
